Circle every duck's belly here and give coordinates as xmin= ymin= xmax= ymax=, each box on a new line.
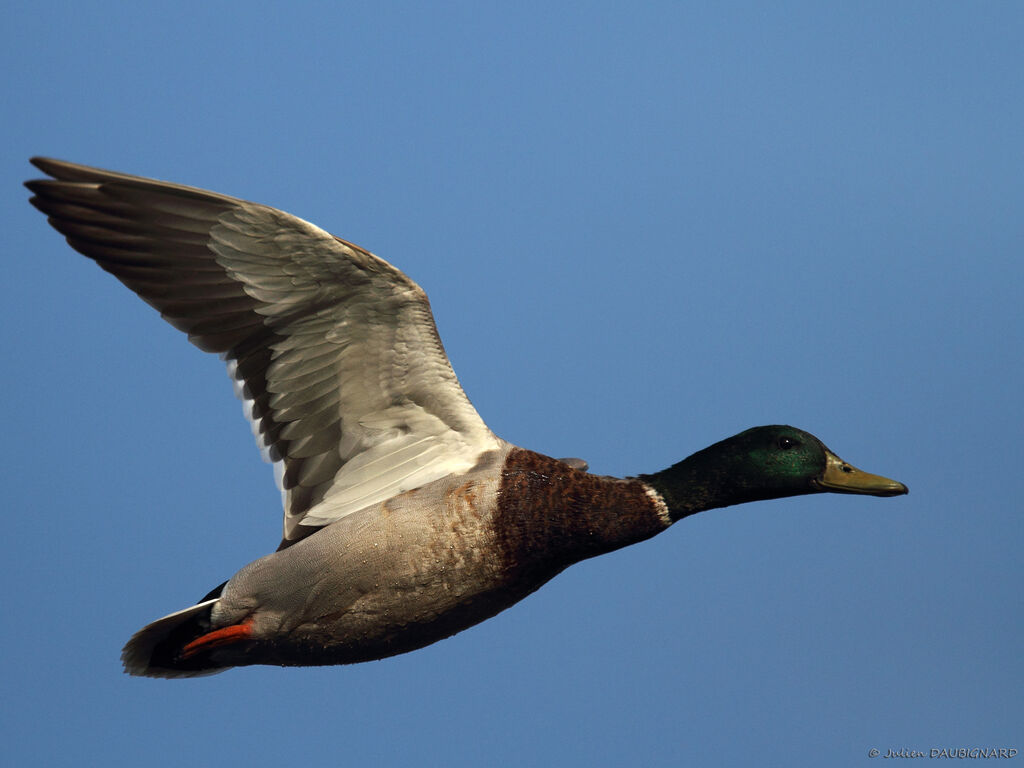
xmin=213 ymin=461 xmax=560 ymax=667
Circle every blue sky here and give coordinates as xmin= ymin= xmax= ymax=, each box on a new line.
xmin=3 ymin=2 xmax=1021 ymax=766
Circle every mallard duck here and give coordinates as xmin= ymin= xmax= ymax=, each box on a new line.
xmin=26 ymin=157 xmax=908 ymax=678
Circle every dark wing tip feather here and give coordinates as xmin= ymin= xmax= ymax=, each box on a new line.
xmin=27 ymin=157 xmax=352 ymax=541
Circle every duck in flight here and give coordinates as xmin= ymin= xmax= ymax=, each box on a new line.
xmin=26 ymin=158 xmax=908 ymax=678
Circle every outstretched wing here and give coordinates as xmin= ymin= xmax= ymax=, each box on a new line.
xmin=27 ymin=158 xmax=499 ymax=545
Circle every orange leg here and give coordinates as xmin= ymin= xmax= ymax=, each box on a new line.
xmin=181 ymin=616 xmax=256 ymax=658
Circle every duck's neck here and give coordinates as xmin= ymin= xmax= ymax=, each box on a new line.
xmin=494 ymin=449 xmax=671 ymax=574
xmin=639 ymin=438 xmax=816 ymax=521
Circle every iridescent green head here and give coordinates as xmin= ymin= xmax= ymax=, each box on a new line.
xmin=642 ymin=425 xmax=908 ymax=521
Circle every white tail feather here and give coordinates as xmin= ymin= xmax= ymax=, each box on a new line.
xmin=121 ymin=599 xmax=229 ymax=679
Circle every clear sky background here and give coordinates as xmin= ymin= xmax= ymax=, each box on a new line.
xmin=3 ymin=2 xmax=1021 ymax=766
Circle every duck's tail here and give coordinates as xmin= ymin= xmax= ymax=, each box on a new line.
xmin=121 ymin=582 xmax=248 ymax=678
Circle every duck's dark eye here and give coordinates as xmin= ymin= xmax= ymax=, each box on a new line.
xmin=777 ymin=436 xmax=798 ymax=450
